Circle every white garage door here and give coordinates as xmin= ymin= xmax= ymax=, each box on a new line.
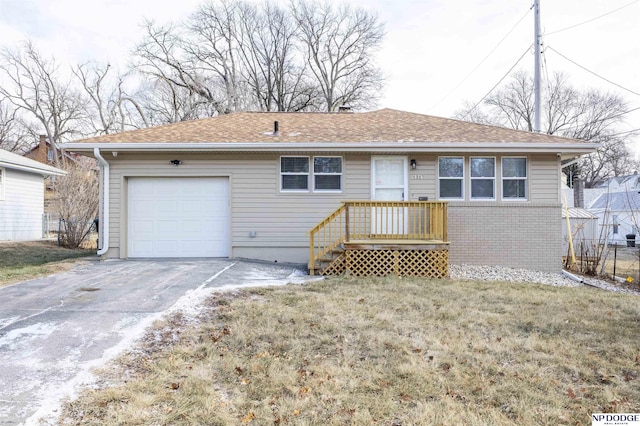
xmin=128 ymin=177 xmax=230 ymax=257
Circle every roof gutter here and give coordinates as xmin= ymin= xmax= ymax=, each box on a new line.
xmin=93 ymin=148 xmax=109 ymax=256
xmin=63 ymin=141 xmax=599 ymax=154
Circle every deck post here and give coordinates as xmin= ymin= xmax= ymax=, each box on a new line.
xmin=345 ymin=203 xmax=350 ymax=242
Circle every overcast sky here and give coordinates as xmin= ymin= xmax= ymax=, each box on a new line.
xmin=0 ymin=0 xmax=638 ymax=142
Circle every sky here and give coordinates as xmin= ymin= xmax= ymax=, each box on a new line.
xmin=0 ymin=0 xmax=638 ymax=146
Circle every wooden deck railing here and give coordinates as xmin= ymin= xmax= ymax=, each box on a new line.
xmin=308 ymin=201 xmax=448 ymax=274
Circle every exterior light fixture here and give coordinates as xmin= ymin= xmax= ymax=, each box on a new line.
xmin=170 ymin=159 xmax=182 ymax=166
xmin=410 ymin=159 xmax=417 ymax=170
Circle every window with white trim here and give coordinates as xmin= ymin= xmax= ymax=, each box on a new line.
xmin=502 ymin=157 xmax=527 ymax=200
xmin=470 ymin=157 xmax=495 ymax=199
xmin=313 ymin=156 xmax=342 ymax=191
xmin=438 ymin=157 xmax=464 ymax=199
xmin=280 ymin=156 xmax=309 ymax=191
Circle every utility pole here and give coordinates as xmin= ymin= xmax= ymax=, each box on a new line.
xmin=533 ymin=0 xmax=542 ymax=132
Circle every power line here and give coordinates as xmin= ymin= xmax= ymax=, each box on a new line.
xmin=461 ymin=45 xmax=532 ymax=120
xmin=547 ymin=47 xmax=640 ymax=97
xmin=607 ymin=128 xmax=640 ymax=138
xmin=430 ymin=6 xmax=533 ymax=111
xmin=546 ymin=0 xmax=639 ymax=36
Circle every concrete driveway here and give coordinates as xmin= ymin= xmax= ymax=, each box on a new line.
xmin=0 ymin=258 xmax=312 ymax=426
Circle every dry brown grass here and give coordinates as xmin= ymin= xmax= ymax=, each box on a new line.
xmin=60 ymin=277 xmax=640 ymax=426
xmin=0 ymin=240 xmax=94 ymax=286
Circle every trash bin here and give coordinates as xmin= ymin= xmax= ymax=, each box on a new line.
xmin=626 ymin=234 xmax=636 ymax=247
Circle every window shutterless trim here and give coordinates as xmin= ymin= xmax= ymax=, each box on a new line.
xmin=501 ymin=156 xmax=528 ymax=201
xmin=437 ymin=156 xmax=465 ymax=200
xmin=280 ymin=155 xmax=310 ymax=192
xmin=313 ymin=156 xmax=343 ymax=192
xmin=470 ymin=156 xmax=496 ymax=201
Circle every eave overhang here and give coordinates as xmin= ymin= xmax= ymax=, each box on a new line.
xmin=62 ymin=141 xmax=598 ymax=156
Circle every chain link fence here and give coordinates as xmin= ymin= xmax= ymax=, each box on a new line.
xmin=565 ymin=236 xmax=640 ymax=291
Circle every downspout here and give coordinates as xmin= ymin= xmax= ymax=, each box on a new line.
xmin=94 ymin=148 xmax=109 ymax=256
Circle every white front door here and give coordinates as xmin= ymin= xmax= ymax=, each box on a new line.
xmin=371 ymin=157 xmax=408 ymax=235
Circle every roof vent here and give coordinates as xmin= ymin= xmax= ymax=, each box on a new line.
xmin=273 ymin=120 xmax=279 ymax=135
xmin=338 ymin=105 xmax=353 ymax=113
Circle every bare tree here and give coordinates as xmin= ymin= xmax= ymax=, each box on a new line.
xmin=53 ymin=165 xmax=100 ymax=248
xmin=455 ymin=71 xmax=639 ymax=187
xmin=0 ymin=100 xmax=32 ymax=153
xmin=132 ymin=20 xmax=229 ymax=118
xmin=0 ymin=41 xmax=87 ymax=165
xmin=73 ymin=62 xmax=149 ymax=133
xmin=291 ymin=0 xmax=384 ymax=112
xmin=236 ymin=1 xmax=319 ymax=111
xmin=130 ymin=0 xmax=385 ymax=117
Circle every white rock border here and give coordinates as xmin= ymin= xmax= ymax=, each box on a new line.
xmin=449 ymin=264 xmax=640 ymax=296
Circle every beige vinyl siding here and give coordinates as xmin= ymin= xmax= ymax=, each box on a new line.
xmin=104 ymin=153 xmax=369 ymax=258
xmin=529 ymin=154 xmax=561 ymax=203
xmin=0 ymin=168 xmax=45 ymax=241
xmin=407 ymin=154 xmax=437 ymax=200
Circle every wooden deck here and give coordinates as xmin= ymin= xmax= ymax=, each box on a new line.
xmin=308 ymin=201 xmax=450 ymax=277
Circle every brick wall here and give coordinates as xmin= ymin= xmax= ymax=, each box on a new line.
xmin=448 ymin=202 xmax=562 ymax=272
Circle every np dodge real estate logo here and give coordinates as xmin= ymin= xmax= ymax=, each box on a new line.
xmin=592 ymin=414 xmax=640 ymax=426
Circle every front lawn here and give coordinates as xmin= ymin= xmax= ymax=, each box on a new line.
xmin=0 ymin=240 xmax=94 ymax=286
xmin=60 ymin=276 xmax=640 ymax=425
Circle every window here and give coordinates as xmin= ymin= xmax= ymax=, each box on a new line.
xmin=280 ymin=156 xmax=343 ymax=192
xmin=314 ymin=157 xmax=342 ymax=191
xmin=613 ymin=215 xmax=619 ymax=235
xmin=0 ymin=167 xmax=4 ymax=200
xmin=47 ymin=149 xmax=54 ymax=162
xmin=438 ymin=157 xmax=464 ymax=199
xmin=470 ymin=157 xmax=495 ymax=199
xmin=502 ymin=157 xmax=527 ymax=200
xmin=281 ymin=156 xmax=309 ymax=191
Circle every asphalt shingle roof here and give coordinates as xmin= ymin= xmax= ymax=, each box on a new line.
xmin=72 ymin=108 xmax=585 ymax=145
xmin=590 ymin=191 xmax=640 ymax=211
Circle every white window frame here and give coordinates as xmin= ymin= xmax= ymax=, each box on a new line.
xmin=313 ymin=156 xmax=343 ymax=192
xmin=470 ymin=156 xmax=496 ymax=200
xmin=437 ymin=156 xmax=465 ymax=200
xmin=280 ymin=156 xmax=310 ymax=192
xmin=0 ymin=167 xmax=5 ymax=200
xmin=501 ymin=156 xmax=528 ymax=201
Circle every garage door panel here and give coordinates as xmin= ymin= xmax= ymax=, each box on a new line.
xmin=128 ymin=177 xmax=230 ymax=258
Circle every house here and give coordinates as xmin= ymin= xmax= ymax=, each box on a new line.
xmin=61 ymin=109 xmax=597 ymax=273
xmin=583 ymin=174 xmax=640 ymax=246
xmin=24 ymin=135 xmax=84 ymax=167
xmin=0 ymin=149 xmax=66 ymax=241
xmin=589 ymin=191 xmax=640 ymax=246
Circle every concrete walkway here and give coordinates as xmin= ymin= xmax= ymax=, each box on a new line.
xmin=0 ymin=258 xmax=311 ymax=425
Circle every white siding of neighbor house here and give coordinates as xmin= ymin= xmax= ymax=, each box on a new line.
xmin=0 ymin=168 xmax=45 ymax=241
xmin=100 ymin=152 xmax=562 ymax=270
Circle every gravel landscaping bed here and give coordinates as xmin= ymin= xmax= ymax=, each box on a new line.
xmin=449 ymin=264 xmax=640 ymax=295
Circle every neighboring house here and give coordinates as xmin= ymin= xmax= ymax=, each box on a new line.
xmin=0 ymin=149 xmax=66 ymax=241
xmin=589 ymin=191 xmax=640 ymax=245
xmin=24 ymin=135 xmax=81 ymax=167
xmin=584 ymin=175 xmax=640 ymax=246
xmin=62 ymin=109 xmax=596 ymax=273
